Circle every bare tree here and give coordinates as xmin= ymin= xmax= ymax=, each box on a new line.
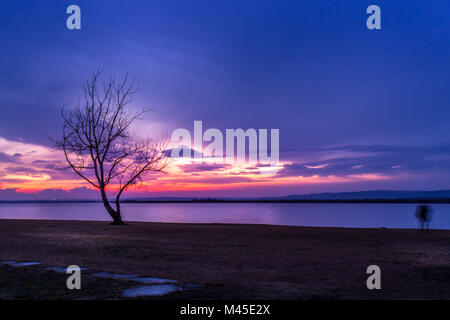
xmin=56 ymin=71 xmax=168 ymax=224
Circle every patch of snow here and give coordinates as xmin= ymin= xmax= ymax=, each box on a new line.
xmin=122 ymin=284 xmax=182 ymax=298
xmin=1 ymin=260 xmax=41 ymax=267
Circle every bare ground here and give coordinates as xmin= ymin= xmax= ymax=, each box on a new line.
xmin=0 ymin=219 xmax=449 ymax=300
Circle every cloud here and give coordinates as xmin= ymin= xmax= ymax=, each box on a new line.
xmin=3 ymin=166 xmax=47 ymax=174
xmin=277 ymin=143 xmax=450 ymax=178
xmin=32 ymin=160 xmax=65 ymax=170
xmin=164 ymin=146 xmax=202 ymax=158
xmin=168 ymin=176 xmax=256 ymax=185
xmin=0 ymin=187 xmax=98 ymax=201
xmin=0 ymin=137 xmax=59 ymax=163
xmin=0 ymin=151 xmax=21 ymax=163
xmin=305 ymin=163 xmax=329 ymax=169
xmin=179 ymin=163 xmax=231 ymax=173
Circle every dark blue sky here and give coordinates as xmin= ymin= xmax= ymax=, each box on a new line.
xmin=0 ymin=0 xmax=449 ymax=196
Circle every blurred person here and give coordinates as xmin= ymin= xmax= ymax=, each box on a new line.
xmin=415 ymin=205 xmax=433 ymax=233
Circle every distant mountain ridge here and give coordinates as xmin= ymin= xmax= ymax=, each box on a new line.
xmin=125 ymin=190 xmax=450 ymax=202
xmin=280 ymin=190 xmax=450 ymax=200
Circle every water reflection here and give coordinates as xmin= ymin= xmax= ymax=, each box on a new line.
xmin=0 ymin=203 xmax=449 ymax=229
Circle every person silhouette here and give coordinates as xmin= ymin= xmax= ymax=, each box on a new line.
xmin=415 ymin=205 xmax=433 ymax=233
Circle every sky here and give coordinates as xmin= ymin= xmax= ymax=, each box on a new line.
xmin=0 ymin=0 xmax=449 ymax=199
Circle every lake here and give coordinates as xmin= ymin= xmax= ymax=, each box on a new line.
xmin=0 ymin=202 xmax=449 ymax=229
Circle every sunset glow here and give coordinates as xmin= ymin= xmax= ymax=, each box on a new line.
xmin=0 ymin=134 xmax=394 ymax=198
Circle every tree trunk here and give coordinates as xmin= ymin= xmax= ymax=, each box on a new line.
xmin=100 ymin=187 xmax=125 ymax=225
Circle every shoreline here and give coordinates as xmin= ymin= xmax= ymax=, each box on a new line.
xmin=2 ymin=198 xmax=450 ymax=203
xmin=0 ymin=217 xmax=449 ymax=230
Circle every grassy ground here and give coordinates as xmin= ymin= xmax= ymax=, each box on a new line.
xmin=0 ymin=219 xmax=449 ymax=300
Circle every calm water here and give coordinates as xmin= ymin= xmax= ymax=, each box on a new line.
xmin=0 ymin=202 xmax=449 ymax=229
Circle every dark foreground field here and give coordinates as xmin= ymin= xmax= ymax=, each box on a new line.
xmin=0 ymin=219 xmax=449 ymax=300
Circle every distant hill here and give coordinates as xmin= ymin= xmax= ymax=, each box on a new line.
xmin=281 ymin=190 xmax=450 ymax=201
xmin=123 ymin=190 xmax=450 ymax=203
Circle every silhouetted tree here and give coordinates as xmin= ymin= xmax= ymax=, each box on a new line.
xmin=56 ymin=70 xmax=168 ymax=224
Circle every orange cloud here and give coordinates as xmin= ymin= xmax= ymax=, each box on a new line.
xmin=0 ymin=136 xmax=394 ymax=196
